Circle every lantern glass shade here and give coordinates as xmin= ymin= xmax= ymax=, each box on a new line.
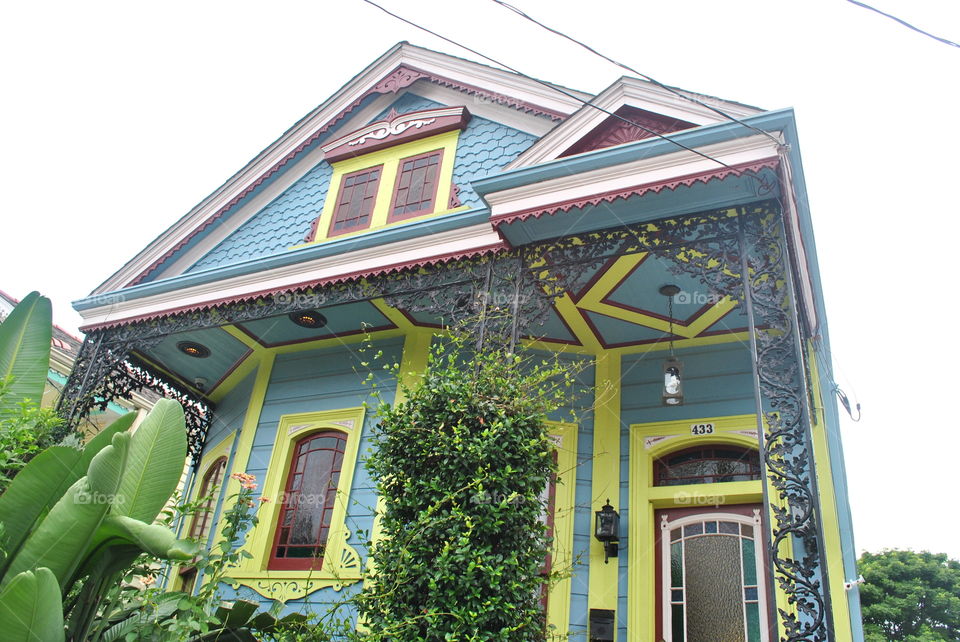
xmin=289 ymin=311 xmax=327 ymax=329
xmin=662 ymin=358 xmax=683 ymax=406
xmin=595 ymin=502 xmax=620 ymax=541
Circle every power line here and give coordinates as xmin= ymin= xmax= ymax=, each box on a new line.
xmin=358 ymin=0 xmax=731 ymax=168
xmin=489 ymin=0 xmax=784 ymax=148
xmin=845 ymin=0 xmax=960 ymax=49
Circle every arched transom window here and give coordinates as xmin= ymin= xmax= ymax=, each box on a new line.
xmin=269 ymin=430 xmax=347 ymax=570
xmin=655 ymin=446 xmax=761 ymax=486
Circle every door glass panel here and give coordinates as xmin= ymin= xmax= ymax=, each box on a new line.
xmin=684 ymin=534 xmax=746 ymax=642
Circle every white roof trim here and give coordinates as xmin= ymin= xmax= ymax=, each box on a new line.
xmin=508 ymin=76 xmax=763 ymax=169
xmin=92 ymin=43 xmax=584 ymax=296
xmin=78 ymin=222 xmax=503 ymax=328
xmin=487 ymin=134 xmax=780 ymax=220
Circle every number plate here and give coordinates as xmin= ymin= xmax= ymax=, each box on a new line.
xmin=690 ymin=423 xmax=715 ymax=435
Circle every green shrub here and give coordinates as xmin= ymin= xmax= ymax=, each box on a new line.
xmin=357 ymin=336 xmax=578 ymax=640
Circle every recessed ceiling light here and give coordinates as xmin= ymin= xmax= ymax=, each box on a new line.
xmin=288 ymin=311 xmax=328 ymax=329
xmin=177 ymin=341 xmax=211 ymax=358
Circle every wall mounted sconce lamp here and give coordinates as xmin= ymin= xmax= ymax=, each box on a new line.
xmin=594 ymin=499 xmax=620 ymax=564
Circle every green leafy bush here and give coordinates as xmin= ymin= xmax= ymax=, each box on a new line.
xmin=357 ymin=336 xmax=577 ymax=640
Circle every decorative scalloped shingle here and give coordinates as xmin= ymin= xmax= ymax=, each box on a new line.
xmin=188 ymin=161 xmax=333 ymax=272
xmin=372 ymin=93 xmax=443 ymax=121
xmin=186 ymin=95 xmax=536 ymax=272
xmin=454 ymin=116 xmax=537 ymax=208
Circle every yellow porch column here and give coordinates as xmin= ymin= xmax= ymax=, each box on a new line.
xmin=589 ymin=351 xmax=622 ymax=634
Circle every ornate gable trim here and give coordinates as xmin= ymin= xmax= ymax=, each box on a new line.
xmin=322 ymin=106 xmax=471 ymax=163
xmin=123 ymin=64 xmax=566 ymax=288
xmin=559 ymin=106 xmax=696 ymax=157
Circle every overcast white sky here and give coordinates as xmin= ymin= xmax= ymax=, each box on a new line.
xmin=2 ymin=0 xmax=959 ymax=560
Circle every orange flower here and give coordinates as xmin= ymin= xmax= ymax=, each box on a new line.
xmin=258 ymin=496 xmax=271 ymax=503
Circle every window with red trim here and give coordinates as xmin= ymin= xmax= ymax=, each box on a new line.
xmin=269 ymin=431 xmax=347 ymax=570
xmin=654 ymin=446 xmax=760 ymax=486
xmin=189 ymin=457 xmax=227 ymax=542
xmin=388 ymin=150 xmax=443 ymax=220
xmin=329 ymin=166 xmax=382 ymax=236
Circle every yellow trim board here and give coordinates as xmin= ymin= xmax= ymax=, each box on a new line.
xmin=307 ymin=130 xmax=463 ymax=244
xmin=546 ymin=420 xmax=578 ymax=638
xmin=628 ymin=414 xmax=783 ymax=642
xmin=228 ymin=406 xmax=367 ymax=602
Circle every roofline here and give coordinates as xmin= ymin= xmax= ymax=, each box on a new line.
xmin=89 ymin=42 xmax=588 ymax=295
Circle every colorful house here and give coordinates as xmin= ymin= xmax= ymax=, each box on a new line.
xmin=62 ymin=43 xmax=862 ymax=641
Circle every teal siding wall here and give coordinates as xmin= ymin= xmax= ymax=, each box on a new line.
xmin=618 ymin=342 xmax=754 ymax=638
xmin=215 ymin=339 xmax=402 ymax=619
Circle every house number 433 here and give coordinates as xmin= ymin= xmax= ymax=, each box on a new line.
xmin=690 ymin=423 xmax=715 ymax=435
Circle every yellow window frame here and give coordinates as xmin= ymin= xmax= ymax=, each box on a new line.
xmin=226 ymin=406 xmax=366 ymax=602
xmin=305 ymin=129 xmax=465 ymax=244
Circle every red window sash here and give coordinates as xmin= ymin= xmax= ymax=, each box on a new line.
xmin=388 ymin=149 xmax=444 ymax=222
xmin=268 ymin=431 xmax=347 ymax=571
xmin=328 ymin=166 xmax=383 ymax=237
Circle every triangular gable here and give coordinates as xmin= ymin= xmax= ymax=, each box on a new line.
xmin=91 ymin=42 xmax=588 ymax=294
xmin=558 ymin=105 xmax=696 ymax=157
xmin=182 ymin=92 xmax=537 ymax=275
xmin=508 ymin=76 xmax=763 ymax=168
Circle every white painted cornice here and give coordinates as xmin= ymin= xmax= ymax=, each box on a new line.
xmin=92 ymin=43 xmax=583 ymax=296
xmin=78 ymin=222 xmax=504 ymax=329
xmin=487 ymin=134 xmax=781 ymax=219
xmin=508 ymin=76 xmax=764 ymax=169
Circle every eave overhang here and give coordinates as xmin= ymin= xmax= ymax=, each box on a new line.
xmin=74 ymin=210 xmax=503 ymax=330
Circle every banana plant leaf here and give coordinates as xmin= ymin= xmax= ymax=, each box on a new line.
xmin=3 ymin=432 xmax=129 ymax=591
xmin=111 ymin=398 xmax=186 ymax=525
xmin=0 ymin=292 xmax=52 ymax=420
xmin=0 ymin=567 xmax=64 ymax=642
xmin=0 ymin=412 xmax=136 ymax=577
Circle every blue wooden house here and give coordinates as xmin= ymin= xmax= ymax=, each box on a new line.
xmin=63 ymin=43 xmax=863 ymax=641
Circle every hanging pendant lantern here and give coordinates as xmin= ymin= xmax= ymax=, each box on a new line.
xmin=659 ymin=285 xmax=684 ymax=406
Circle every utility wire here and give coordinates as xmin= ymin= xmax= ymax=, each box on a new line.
xmin=490 ymin=0 xmax=784 ymax=148
xmin=845 ymin=0 xmax=960 ymax=49
xmin=359 ymin=0 xmax=731 ymax=168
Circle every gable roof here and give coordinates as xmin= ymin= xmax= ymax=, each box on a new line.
xmin=508 ymin=76 xmax=763 ymax=168
xmin=90 ymin=42 xmax=590 ymax=296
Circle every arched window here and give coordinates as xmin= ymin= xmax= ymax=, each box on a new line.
xmin=189 ymin=457 xmax=227 ymax=542
xmin=269 ymin=430 xmax=347 ymax=570
xmin=654 ymin=446 xmax=760 ymax=486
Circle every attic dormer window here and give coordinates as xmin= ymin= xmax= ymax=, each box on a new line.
xmin=329 ymin=165 xmax=383 ymax=236
xmin=389 ymin=150 xmax=443 ymax=221
xmin=308 ymin=106 xmax=472 ymax=243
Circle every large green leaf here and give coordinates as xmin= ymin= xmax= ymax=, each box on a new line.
xmin=0 ymin=568 xmax=64 ymax=642
xmin=94 ymin=515 xmax=197 ymax=560
xmin=0 ymin=292 xmax=52 ymax=419
xmin=3 ymin=432 xmax=129 ymax=590
xmin=0 ymin=412 xmax=136 ymax=576
xmin=111 ymin=399 xmax=186 ymax=524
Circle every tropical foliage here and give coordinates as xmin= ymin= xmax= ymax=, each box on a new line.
xmin=859 ymin=549 xmax=960 ymax=641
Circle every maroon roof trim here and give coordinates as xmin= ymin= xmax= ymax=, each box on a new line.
xmin=84 ymin=241 xmax=507 ymax=332
xmin=491 ymin=157 xmax=781 ymax=228
xmin=126 ymin=65 xmax=564 ymax=288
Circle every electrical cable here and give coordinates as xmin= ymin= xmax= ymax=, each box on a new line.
xmin=358 ymin=0 xmax=732 ymax=168
xmin=845 ymin=0 xmax=960 ymax=49
xmin=489 ymin=0 xmax=785 ymax=148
